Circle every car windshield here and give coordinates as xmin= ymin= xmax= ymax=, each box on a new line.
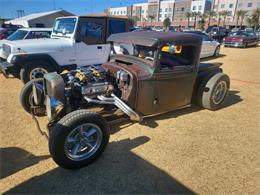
xmin=112 ymin=42 xmax=156 ymax=68
xmin=7 ymin=30 xmax=28 ymax=41
xmin=53 ymin=18 xmax=77 ymax=35
xmin=229 ymin=31 xmax=248 ymax=37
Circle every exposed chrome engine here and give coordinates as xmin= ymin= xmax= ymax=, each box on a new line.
xmin=37 ymin=65 xmax=141 ymax=122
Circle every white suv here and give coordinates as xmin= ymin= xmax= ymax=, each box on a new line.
xmin=0 ymin=16 xmax=129 ymax=83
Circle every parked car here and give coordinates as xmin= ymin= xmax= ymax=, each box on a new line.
xmin=208 ymin=29 xmax=230 ymax=43
xmin=0 ymin=16 xmax=129 ymax=83
xmin=0 ymin=26 xmax=19 ymax=40
xmin=0 ymin=28 xmax=52 ymax=59
xmin=185 ymin=31 xmax=221 ymax=58
xmin=223 ymin=31 xmax=259 ymax=48
xmin=20 ymin=31 xmax=230 ymax=169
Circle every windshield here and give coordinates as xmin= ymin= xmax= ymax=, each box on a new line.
xmin=112 ymin=42 xmax=156 ymax=68
xmin=53 ymin=18 xmax=77 ymax=35
xmin=229 ymin=31 xmax=248 ymax=37
xmin=7 ymin=30 xmax=28 ymax=41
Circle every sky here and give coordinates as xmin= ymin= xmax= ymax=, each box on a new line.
xmin=0 ymin=0 xmax=146 ymax=19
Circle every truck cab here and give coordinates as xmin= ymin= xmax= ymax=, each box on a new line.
xmin=0 ymin=16 xmax=129 ymax=83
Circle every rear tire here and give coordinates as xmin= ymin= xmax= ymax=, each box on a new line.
xmin=197 ymin=73 xmax=230 ymax=111
xmin=20 ymin=61 xmax=54 ymax=84
xmin=20 ymin=78 xmax=45 ymax=116
xmin=49 ymin=110 xmax=110 ymax=169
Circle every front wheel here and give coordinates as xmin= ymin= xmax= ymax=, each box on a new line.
xmin=49 ymin=110 xmax=110 ymax=169
xmin=198 ymin=73 xmax=230 ymax=111
xmin=20 ymin=78 xmax=45 ymax=116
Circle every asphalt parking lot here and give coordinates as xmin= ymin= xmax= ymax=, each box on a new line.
xmin=1 ymin=46 xmax=260 ymax=194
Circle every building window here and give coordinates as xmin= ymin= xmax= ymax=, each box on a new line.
xmin=165 ymin=8 xmax=168 ymax=12
xmin=169 ymin=8 xmax=172 ymax=12
xmin=117 ymin=11 xmax=119 ymax=14
xmin=186 ymin=6 xmax=190 ymax=11
xmin=160 ymin=9 xmax=162 ymax=12
xmin=165 ymin=14 xmax=167 ymax=17
xmin=229 ymin=4 xmax=233 ymax=8
xmin=193 ymin=6 xmax=196 ymax=10
xmin=124 ymin=11 xmax=126 ymax=14
xmin=141 ymin=10 xmax=144 ymax=13
xmin=198 ymin=5 xmax=202 ymax=10
xmin=181 ymin=7 xmax=185 ymax=11
xmin=238 ymin=3 xmax=243 ymax=8
xmin=133 ymin=10 xmax=135 ymax=14
xmin=248 ymin=2 xmax=252 ymax=7
xmin=258 ymin=2 xmax=260 ymax=7
xmin=120 ymin=11 xmax=123 ymax=14
xmin=220 ymin=4 xmax=225 ymax=8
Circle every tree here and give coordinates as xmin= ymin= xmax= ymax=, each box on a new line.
xmin=192 ymin=12 xmax=201 ymax=29
xmin=236 ymin=10 xmax=248 ymax=28
xmin=198 ymin=14 xmax=207 ymax=30
xmin=163 ymin=17 xmax=171 ymax=30
xmin=219 ymin=10 xmax=229 ymax=26
xmin=206 ymin=10 xmax=216 ymax=27
xmin=247 ymin=8 xmax=260 ymax=30
xmin=185 ymin=11 xmax=192 ymax=27
xmin=128 ymin=16 xmax=140 ymax=27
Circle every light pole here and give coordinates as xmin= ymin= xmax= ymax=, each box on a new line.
xmin=53 ymin=0 xmax=56 ymax=10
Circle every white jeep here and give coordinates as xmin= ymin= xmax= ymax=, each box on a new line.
xmin=0 ymin=16 xmax=129 ymax=83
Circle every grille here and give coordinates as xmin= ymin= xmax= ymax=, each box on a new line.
xmin=2 ymin=44 xmax=11 ymax=57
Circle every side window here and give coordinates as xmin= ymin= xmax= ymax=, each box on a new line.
xmin=202 ymin=34 xmax=210 ymax=41
xmin=108 ymin=20 xmax=126 ymax=36
xmin=25 ymin=31 xmax=51 ymax=39
xmin=80 ymin=21 xmax=105 ymax=45
xmin=159 ymin=45 xmax=195 ymax=72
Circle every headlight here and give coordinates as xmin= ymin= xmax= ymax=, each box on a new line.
xmin=46 ymin=96 xmax=64 ymax=120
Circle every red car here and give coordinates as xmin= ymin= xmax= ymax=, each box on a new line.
xmin=0 ymin=27 xmax=18 ymax=40
xmin=223 ymin=31 xmax=259 ymax=48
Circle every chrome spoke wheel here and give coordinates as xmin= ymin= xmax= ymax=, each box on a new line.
xmin=212 ymin=81 xmax=227 ymax=105
xmin=30 ymin=68 xmax=48 ymax=80
xmin=64 ymin=123 xmax=103 ymax=161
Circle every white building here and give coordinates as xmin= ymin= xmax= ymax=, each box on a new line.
xmin=159 ymin=0 xmax=175 ymax=22
xmin=108 ymin=7 xmax=127 ymax=16
xmin=191 ymin=0 xmax=211 ymax=14
xmin=5 ymin=10 xmax=74 ymax=28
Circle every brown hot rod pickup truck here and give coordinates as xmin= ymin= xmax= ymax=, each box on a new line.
xmin=20 ymin=31 xmax=230 ymax=169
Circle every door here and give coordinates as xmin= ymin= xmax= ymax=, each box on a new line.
xmin=201 ymin=34 xmax=216 ymax=57
xmin=153 ymin=45 xmax=197 ymax=113
xmin=75 ymin=18 xmax=110 ymax=66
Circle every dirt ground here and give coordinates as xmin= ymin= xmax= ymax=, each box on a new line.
xmin=0 ymin=46 xmax=260 ymax=195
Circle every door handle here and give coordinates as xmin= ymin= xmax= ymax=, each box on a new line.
xmin=97 ymin=46 xmax=102 ymax=49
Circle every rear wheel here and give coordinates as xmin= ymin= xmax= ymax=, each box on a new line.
xmin=197 ymin=73 xmax=230 ymax=111
xmin=20 ymin=61 xmax=54 ymax=83
xmin=20 ymin=78 xmax=45 ymax=116
xmin=49 ymin=110 xmax=110 ymax=169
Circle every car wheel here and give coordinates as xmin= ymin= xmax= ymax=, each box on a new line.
xmin=20 ymin=78 xmax=46 ymax=116
xmin=20 ymin=61 xmax=54 ymax=84
xmin=198 ymin=73 xmax=230 ymax=111
xmin=214 ymin=46 xmax=220 ymax=57
xmin=49 ymin=110 xmax=110 ymax=169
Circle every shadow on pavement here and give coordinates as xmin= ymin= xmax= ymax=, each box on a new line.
xmin=4 ymin=136 xmax=196 ymax=194
xmin=0 ymin=147 xmax=49 ymax=179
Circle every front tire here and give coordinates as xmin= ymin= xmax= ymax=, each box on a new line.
xmin=20 ymin=61 xmax=54 ymax=84
xmin=49 ymin=110 xmax=110 ymax=169
xmin=197 ymin=73 xmax=230 ymax=111
xmin=20 ymin=78 xmax=45 ymax=116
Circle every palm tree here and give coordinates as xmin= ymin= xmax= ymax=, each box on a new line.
xmin=206 ymin=10 xmax=216 ymax=27
xmin=192 ymin=12 xmax=200 ymax=29
xmin=198 ymin=14 xmax=207 ymax=30
xmin=236 ymin=10 xmax=248 ymax=28
xmin=247 ymin=8 xmax=260 ymax=30
xmin=219 ymin=10 xmax=229 ymax=26
xmin=185 ymin=11 xmax=192 ymax=27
